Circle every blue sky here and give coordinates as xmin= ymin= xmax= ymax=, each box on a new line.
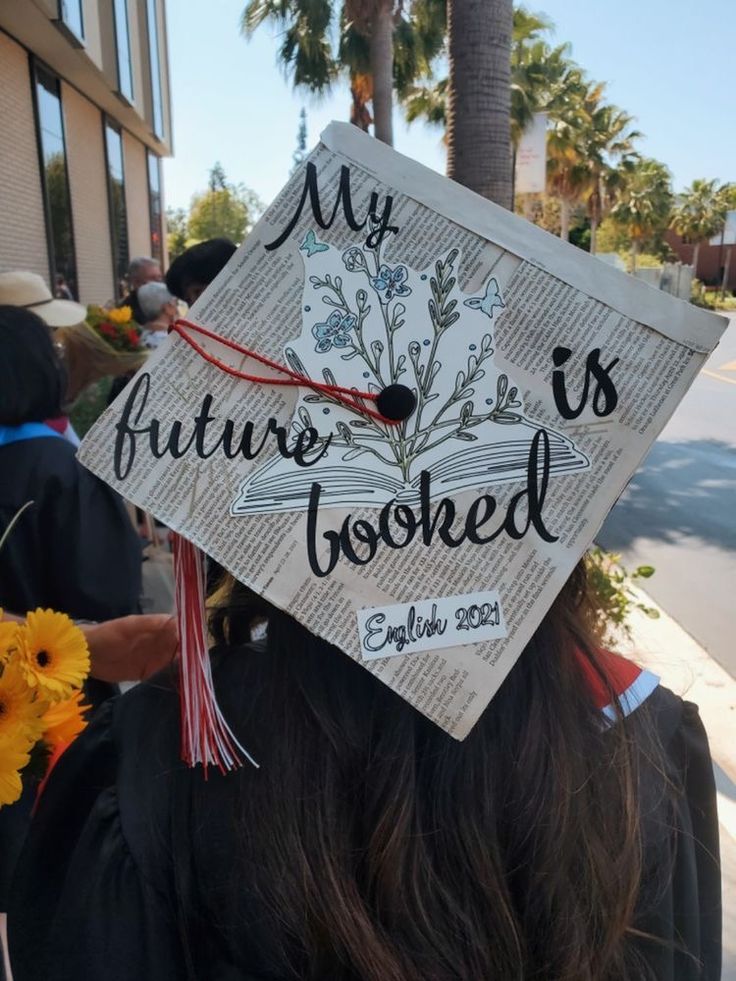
xmin=163 ymin=0 xmax=735 ymax=212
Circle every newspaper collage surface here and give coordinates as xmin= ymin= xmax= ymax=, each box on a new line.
xmin=78 ymin=123 xmax=726 ymax=739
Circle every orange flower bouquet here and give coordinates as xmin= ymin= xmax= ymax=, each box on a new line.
xmin=86 ymin=303 xmax=143 ymax=353
xmin=0 ymin=609 xmax=90 ymax=807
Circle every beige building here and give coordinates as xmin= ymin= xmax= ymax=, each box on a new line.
xmin=0 ymin=0 xmax=172 ymax=304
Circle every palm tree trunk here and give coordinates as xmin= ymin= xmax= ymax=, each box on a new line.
xmin=589 ymin=216 xmax=598 ymax=254
xmin=446 ymin=0 xmax=513 ymax=208
xmin=631 ymin=238 xmax=640 ymax=273
xmin=692 ymin=241 xmax=701 ymax=275
xmin=350 ymin=74 xmax=373 ymax=132
xmin=370 ymin=0 xmax=394 ymax=146
xmin=559 ymin=199 xmax=570 ymax=242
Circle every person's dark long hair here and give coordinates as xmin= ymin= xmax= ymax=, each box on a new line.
xmin=0 ymin=306 xmax=65 ymax=424
xmin=189 ymin=562 xmax=666 ymax=980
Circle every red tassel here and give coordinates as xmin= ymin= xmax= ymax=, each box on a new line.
xmin=172 ymin=533 xmax=258 ymax=774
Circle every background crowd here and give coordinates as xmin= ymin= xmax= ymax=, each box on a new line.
xmin=0 ymin=239 xmax=234 ymax=979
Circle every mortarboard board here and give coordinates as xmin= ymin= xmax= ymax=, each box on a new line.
xmin=78 ymin=123 xmax=727 ymax=772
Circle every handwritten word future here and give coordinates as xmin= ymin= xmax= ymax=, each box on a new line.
xmin=113 ymin=374 xmax=330 ymax=480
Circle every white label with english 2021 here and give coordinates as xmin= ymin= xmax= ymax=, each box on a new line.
xmin=357 ymin=590 xmax=507 ymax=660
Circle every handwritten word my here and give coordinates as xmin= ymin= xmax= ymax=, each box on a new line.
xmin=265 ymin=162 xmax=399 ymax=253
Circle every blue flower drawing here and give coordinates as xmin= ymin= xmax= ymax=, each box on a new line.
xmin=370 ymin=264 xmax=411 ymax=303
xmin=312 ymin=311 xmax=357 ymax=353
xmin=342 ymin=247 xmax=367 ymax=272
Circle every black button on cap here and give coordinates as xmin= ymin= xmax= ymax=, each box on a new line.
xmin=376 ymin=384 xmax=416 ymax=422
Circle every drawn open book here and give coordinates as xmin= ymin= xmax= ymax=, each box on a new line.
xmin=232 ymin=422 xmax=586 ymax=512
xmin=232 ymin=238 xmax=589 ymax=516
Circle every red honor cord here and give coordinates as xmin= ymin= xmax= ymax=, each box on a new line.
xmin=170 ymin=318 xmax=398 ymax=425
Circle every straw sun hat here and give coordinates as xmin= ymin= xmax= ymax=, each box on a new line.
xmin=0 ymin=271 xmax=86 ymax=328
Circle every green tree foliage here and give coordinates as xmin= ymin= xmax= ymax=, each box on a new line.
xmin=594 ymin=215 xmax=633 ymax=255
xmin=241 ymin=0 xmax=445 ymax=144
xmin=547 ymin=82 xmax=640 ymax=244
xmin=670 ymin=178 xmax=729 ymax=270
xmin=610 ymin=157 xmax=673 ymax=270
xmin=166 ymin=207 xmax=189 ymax=260
xmin=187 ymin=163 xmax=263 ymax=245
xmin=404 ymin=5 xmax=577 ymax=148
xmin=404 ymin=6 xmax=646 ymax=246
xmin=585 ymin=548 xmax=658 ymax=646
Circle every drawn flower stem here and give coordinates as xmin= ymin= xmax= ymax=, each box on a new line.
xmin=406 ymin=249 xmax=460 ymax=459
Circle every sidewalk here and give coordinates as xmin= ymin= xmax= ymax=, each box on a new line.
xmin=620 ymin=587 xmax=736 ymax=980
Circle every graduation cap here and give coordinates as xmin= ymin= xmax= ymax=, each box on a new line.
xmin=78 ymin=124 xmax=726 ymax=773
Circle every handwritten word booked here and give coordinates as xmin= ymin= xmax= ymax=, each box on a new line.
xmin=307 ymin=430 xmax=558 ymax=578
xmin=358 ymin=590 xmax=507 ymax=659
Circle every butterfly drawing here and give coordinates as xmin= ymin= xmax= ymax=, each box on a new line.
xmin=299 ymin=229 xmax=329 ymax=257
xmin=463 ymin=277 xmax=505 ymax=319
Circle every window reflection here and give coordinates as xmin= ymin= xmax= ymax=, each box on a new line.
xmin=35 ymin=65 xmax=77 ymax=299
xmin=146 ymin=0 xmax=164 ymax=139
xmin=58 ymin=0 xmax=84 ymax=41
xmin=147 ymin=151 xmax=163 ymax=261
xmin=113 ymin=0 xmax=134 ymax=102
xmin=105 ymin=123 xmax=129 ymax=297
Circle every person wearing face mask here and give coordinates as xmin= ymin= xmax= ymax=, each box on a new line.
xmin=118 ymin=257 xmax=163 ymax=325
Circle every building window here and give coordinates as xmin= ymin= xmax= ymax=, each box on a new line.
xmin=104 ymin=121 xmax=129 ymax=297
xmin=33 ymin=64 xmax=78 ymax=299
xmin=113 ymin=0 xmax=134 ymax=102
xmin=56 ymin=0 xmax=84 ymax=44
xmin=146 ymin=0 xmax=164 ymax=139
xmin=147 ymin=151 xmax=163 ymax=261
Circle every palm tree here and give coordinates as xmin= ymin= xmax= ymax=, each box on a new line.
xmin=610 ymin=157 xmax=673 ymax=271
xmin=241 ymin=0 xmax=445 ymax=145
xmin=404 ymin=5 xmax=572 ymax=153
xmin=579 ymin=100 xmax=641 ymax=253
xmin=445 ymin=0 xmax=513 ymax=206
xmin=510 ymin=38 xmax=575 ymax=149
xmin=544 ymin=75 xmax=601 ymax=242
xmin=670 ymin=178 xmax=727 ymax=272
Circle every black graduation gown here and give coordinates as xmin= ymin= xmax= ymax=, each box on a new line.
xmin=7 ymin=647 xmax=722 ymax=981
xmin=0 ymin=435 xmax=143 ymax=908
xmin=0 ymin=436 xmax=142 ymax=621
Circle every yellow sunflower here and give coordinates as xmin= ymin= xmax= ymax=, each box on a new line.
xmin=0 ymin=616 xmax=22 ymax=665
xmin=0 ymin=657 xmax=46 ymax=745
xmin=19 ymin=609 xmax=90 ymax=702
xmin=41 ymin=690 xmax=90 ymax=748
xmin=0 ymin=734 xmax=31 ymax=807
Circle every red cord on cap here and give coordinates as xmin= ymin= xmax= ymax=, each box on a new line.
xmin=172 ymin=531 xmax=258 ymax=774
xmin=170 ymin=319 xmax=398 ymax=425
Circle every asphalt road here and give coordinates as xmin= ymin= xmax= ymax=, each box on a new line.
xmin=598 ymin=311 xmax=736 ymax=677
